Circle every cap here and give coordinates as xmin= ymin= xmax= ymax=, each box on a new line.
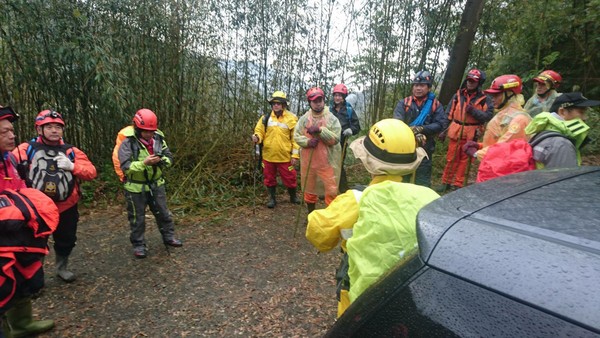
xmin=551 ymin=92 xmax=600 ymax=112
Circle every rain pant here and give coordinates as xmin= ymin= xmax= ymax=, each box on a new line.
xmin=294 ymin=107 xmax=341 ymax=205
xmin=524 ymin=90 xmax=560 ymax=117
xmin=476 ymin=98 xmax=531 ymax=161
xmin=441 ymin=89 xmax=493 ymax=187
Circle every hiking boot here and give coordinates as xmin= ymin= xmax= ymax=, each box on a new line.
xmin=266 ymin=186 xmax=277 ymax=208
xmin=133 ymin=246 xmax=147 ymax=259
xmin=288 ymin=187 xmax=300 ymax=204
xmin=163 ymin=239 xmax=183 ymax=247
xmin=55 ymin=255 xmax=76 ymax=283
xmin=307 ymin=203 xmax=316 ymax=214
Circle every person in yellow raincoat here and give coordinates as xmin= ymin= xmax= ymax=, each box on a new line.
xmin=305 ymin=119 xmax=439 ymax=317
xmin=463 ymin=74 xmax=532 ymax=161
xmin=294 ymin=87 xmax=342 ymax=213
xmin=252 ymin=91 xmax=300 ymax=208
xmin=524 ymin=70 xmax=562 ymax=118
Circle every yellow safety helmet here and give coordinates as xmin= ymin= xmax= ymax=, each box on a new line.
xmin=268 ymin=91 xmax=289 ymax=105
xmin=350 ymin=119 xmax=426 ymax=176
xmin=365 ymin=119 xmax=416 ymax=163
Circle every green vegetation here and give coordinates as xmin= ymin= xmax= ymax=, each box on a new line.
xmin=0 ymin=0 xmax=598 ymax=212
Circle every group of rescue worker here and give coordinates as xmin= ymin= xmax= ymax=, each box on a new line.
xmin=253 ymin=69 xmax=598 ymax=318
xmin=0 ymin=105 xmax=182 ymax=336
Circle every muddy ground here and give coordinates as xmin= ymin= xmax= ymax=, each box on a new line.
xmin=34 ymin=197 xmax=339 ymax=337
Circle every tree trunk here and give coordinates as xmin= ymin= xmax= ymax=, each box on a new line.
xmin=438 ymin=0 xmax=485 ymax=105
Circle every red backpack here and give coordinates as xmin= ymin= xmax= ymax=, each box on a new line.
xmin=476 ymin=139 xmax=536 ymax=183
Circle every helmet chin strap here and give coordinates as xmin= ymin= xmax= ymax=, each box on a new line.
xmin=497 ymin=92 xmax=514 ymax=110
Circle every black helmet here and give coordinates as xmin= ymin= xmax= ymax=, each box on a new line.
xmin=412 ymin=70 xmax=433 ymax=87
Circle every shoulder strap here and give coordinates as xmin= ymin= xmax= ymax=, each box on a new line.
xmin=529 ymin=130 xmax=571 ymax=147
xmin=404 ymin=97 xmax=412 ymax=113
xmin=262 ymin=112 xmax=270 ymax=129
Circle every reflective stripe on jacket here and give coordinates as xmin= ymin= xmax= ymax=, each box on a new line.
xmin=254 ymin=110 xmax=300 ymax=162
xmin=117 ymin=128 xmax=173 ymax=193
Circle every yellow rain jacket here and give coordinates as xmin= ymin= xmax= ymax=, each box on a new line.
xmin=306 ymin=176 xmax=438 ymax=317
xmin=254 ymin=109 xmax=300 ymax=163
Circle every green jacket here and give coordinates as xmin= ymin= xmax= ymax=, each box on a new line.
xmin=117 ymin=127 xmax=173 ymax=193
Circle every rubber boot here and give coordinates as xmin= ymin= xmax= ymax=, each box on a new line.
xmin=56 ymin=255 xmax=76 ymax=283
xmin=1 ymin=315 xmax=11 ymax=338
xmin=266 ymin=186 xmax=277 ymax=208
xmin=6 ymin=297 xmax=54 ymax=338
xmin=288 ymin=188 xmax=300 ymax=204
xmin=307 ymin=203 xmax=316 ymax=214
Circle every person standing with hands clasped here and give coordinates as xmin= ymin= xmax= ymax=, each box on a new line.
xmin=14 ymin=110 xmax=96 ymax=283
xmin=294 ymin=87 xmax=342 ymax=213
xmin=252 ymin=91 xmax=300 ymax=208
xmin=117 ymin=109 xmax=182 ymax=259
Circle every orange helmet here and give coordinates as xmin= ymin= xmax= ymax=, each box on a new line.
xmin=484 ymin=75 xmax=523 ymax=94
xmin=333 ymin=84 xmax=348 ymax=96
xmin=35 ymin=110 xmax=64 ymax=127
xmin=306 ymin=87 xmax=325 ymax=101
xmin=133 ymin=109 xmax=158 ymax=131
xmin=533 ymin=70 xmax=562 ymax=88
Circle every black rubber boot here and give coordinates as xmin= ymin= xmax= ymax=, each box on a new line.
xmin=307 ymin=203 xmax=316 ymax=214
xmin=288 ymin=188 xmax=300 ymax=204
xmin=266 ymin=186 xmax=277 ymax=208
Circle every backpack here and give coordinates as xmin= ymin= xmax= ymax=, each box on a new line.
xmin=476 ymin=132 xmax=569 ymax=183
xmin=24 ymin=141 xmax=75 ymax=202
xmin=255 ymin=113 xmax=270 ymax=171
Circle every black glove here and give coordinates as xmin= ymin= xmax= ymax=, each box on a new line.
xmin=411 ymin=126 xmax=424 ymax=134
xmin=463 ymin=140 xmax=479 ymax=157
xmin=466 ymin=105 xmax=475 ymax=114
xmin=415 ymin=134 xmax=427 ymax=146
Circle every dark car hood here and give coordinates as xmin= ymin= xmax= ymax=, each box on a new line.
xmin=417 ymin=166 xmax=600 ymax=331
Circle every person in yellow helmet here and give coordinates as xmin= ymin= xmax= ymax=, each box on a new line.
xmin=252 ymin=91 xmax=300 ymax=208
xmin=305 ymin=119 xmax=439 ymax=317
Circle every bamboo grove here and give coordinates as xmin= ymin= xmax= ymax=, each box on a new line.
xmin=0 ymin=0 xmax=598 ymax=209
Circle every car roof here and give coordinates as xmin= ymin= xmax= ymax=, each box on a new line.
xmin=417 ymin=166 xmax=600 ymax=331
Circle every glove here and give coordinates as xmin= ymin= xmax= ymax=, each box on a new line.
xmin=415 ymin=134 xmax=427 ymax=146
xmin=411 ymin=126 xmax=424 ymax=134
xmin=55 ymin=153 xmax=74 ymax=171
xmin=438 ymin=129 xmax=448 ymax=142
xmin=343 ymin=128 xmax=353 ymax=137
xmin=463 ymin=140 xmax=479 ymax=157
xmin=307 ymin=138 xmax=319 ymax=148
xmin=307 ymin=125 xmax=321 ymax=135
xmin=465 ymin=105 xmax=475 ymax=114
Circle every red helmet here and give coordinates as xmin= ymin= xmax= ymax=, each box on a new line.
xmin=533 ymin=70 xmax=562 ymax=88
xmin=484 ymin=75 xmax=523 ymax=94
xmin=306 ymin=87 xmax=325 ymax=101
xmin=35 ymin=110 xmax=64 ymax=127
xmin=466 ymin=68 xmax=486 ymax=84
xmin=332 ymin=84 xmax=348 ymax=96
xmin=133 ymin=109 xmax=158 ymax=131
